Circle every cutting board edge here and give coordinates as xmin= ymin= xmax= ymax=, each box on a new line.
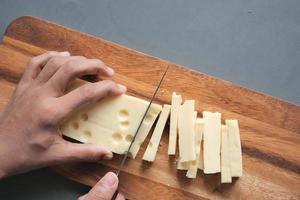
xmin=3 ymin=15 xmax=300 ymax=109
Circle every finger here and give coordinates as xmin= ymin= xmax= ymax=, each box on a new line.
xmin=55 ymin=80 xmax=126 ymax=120
xmin=50 ymin=138 xmax=113 ymax=163
xmin=22 ymin=51 xmax=69 ymax=83
xmin=48 ymin=58 xmax=115 ymax=93
xmin=85 ymin=172 xmax=119 ymax=200
xmin=78 ymin=194 xmax=87 ymax=200
xmin=36 ymin=55 xmax=80 ymax=84
xmin=78 ymin=190 xmax=124 ymax=200
xmin=116 ymin=193 xmax=125 ymax=200
xmin=49 ymin=140 xmax=113 ymax=163
xmin=78 ymin=181 xmax=124 ymax=200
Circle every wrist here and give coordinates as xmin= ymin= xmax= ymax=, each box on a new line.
xmin=0 ymin=120 xmax=6 ymax=179
xmin=0 ymin=128 xmax=16 ymax=179
xmin=0 ymin=167 xmax=7 ymax=179
xmin=0 ymin=143 xmax=20 ymax=179
xmin=0 ymin=140 xmax=9 ymax=179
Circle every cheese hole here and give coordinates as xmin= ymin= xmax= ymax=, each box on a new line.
xmin=83 ymin=130 xmax=92 ymax=137
xmin=144 ymin=114 xmax=154 ymax=124
xmin=120 ymin=120 xmax=130 ymax=131
xmin=148 ymin=142 xmax=153 ymax=148
xmin=80 ymin=113 xmax=89 ymax=121
xmin=118 ymin=109 xmax=129 ymax=121
xmin=149 ymin=109 xmax=160 ymax=116
xmin=120 ymin=109 xmax=129 ymax=116
xmin=112 ymin=132 xmax=122 ymax=142
xmin=72 ymin=122 xmax=79 ymax=129
xmin=121 ymin=121 xmax=129 ymax=126
xmin=234 ymin=142 xmax=239 ymax=148
xmin=125 ymin=134 xmax=133 ymax=142
xmin=180 ymin=161 xmax=189 ymax=168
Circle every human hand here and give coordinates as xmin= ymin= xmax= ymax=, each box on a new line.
xmin=0 ymin=51 xmax=126 ymax=178
xmin=78 ymin=172 xmax=125 ymax=200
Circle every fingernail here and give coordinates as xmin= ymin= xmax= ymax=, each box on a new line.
xmin=106 ymin=67 xmax=114 ymax=76
xmin=59 ymin=51 xmax=70 ymax=56
xmin=103 ymin=153 xmax=113 ymax=159
xmin=102 ymin=172 xmax=117 ymax=187
xmin=117 ymin=84 xmax=127 ymax=93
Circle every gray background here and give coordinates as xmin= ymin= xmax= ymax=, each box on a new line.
xmin=0 ymin=0 xmax=299 ymax=199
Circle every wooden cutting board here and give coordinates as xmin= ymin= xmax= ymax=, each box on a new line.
xmin=0 ymin=16 xmax=299 ymax=200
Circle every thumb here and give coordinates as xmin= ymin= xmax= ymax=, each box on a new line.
xmin=49 ymin=141 xmax=113 ymax=163
xmin=80 ymin=172 xmax=119 ymax=200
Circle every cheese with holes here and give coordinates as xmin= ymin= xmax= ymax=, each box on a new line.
xmin=178 ymin=100 xmax=196 ymax=162
xmin=221 ymin=125 xmax=232 ymax=183
xmin=143 ymin=104 xmax=170 ymax=161
xmin=203 ymin=111 xmax=221 ymax=174
xmin=226 ymin=119 xmax=243 ymax=177
xmin=61 ymin=80 xmax=162 ymax=158
xmin=168 ymin=92 xmax=182 ymax=155
xmin=186 ymin=112 xmax=199 ymax=178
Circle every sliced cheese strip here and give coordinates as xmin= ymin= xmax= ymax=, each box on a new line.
xmin=61 ymin=80 xmax=162 ymax=158
xmin=195 ymin=118 xmax=204 ymax=171
xmin=129 ymin=108 xmax=162 ymax=158
xmin=181 ymin=116 xmax=204 ymax=177
xmin=226 ymin=119 xmax=243 ymax=177
xmin=178 ymin=100 xmax=196 ymax=162
xmin=221 ymin=125 xmax=232 ymax=183
xmin=186 ymin=112 xmax=199 ymax=178
xmin=186 ymin=160 xmax=198 ymax=178
xmin=185 ymin=121 xmax=204 ymax=173
xmin=198 ymin=139 xmax=204 ymax=170
xmin=168 ymin=92 xmax=182 ymax=155
xmin=203 ymin=111 xmax=221 ymax=174
xmin=143 ymin=104 xmax=171 ymax=162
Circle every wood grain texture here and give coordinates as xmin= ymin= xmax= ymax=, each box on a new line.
xmin=0 ymin=16 xmax=299 ymax=200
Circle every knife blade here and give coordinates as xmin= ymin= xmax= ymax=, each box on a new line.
xmin=115 ymin=65 xmax=169 ymax=177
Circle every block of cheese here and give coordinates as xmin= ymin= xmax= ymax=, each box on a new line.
xmin=221 ymin=125 xmax=232 ymax=183
xmin=178 ymin=100 xmax=196 ymax=162
xmin=168 ymin=92 xmax=182 ymax=155
xmin=61 ymin=80 xmax=162 ymax=158
xmin=186 ymin=112 xmax=199 ymax=178
xmin=143 ymin=104 xmax=171 ymax=162
xmin=226 ymin=119 xmax=243 ymax=177
xmin=203 ymin=111 xmax=221 ymax=174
